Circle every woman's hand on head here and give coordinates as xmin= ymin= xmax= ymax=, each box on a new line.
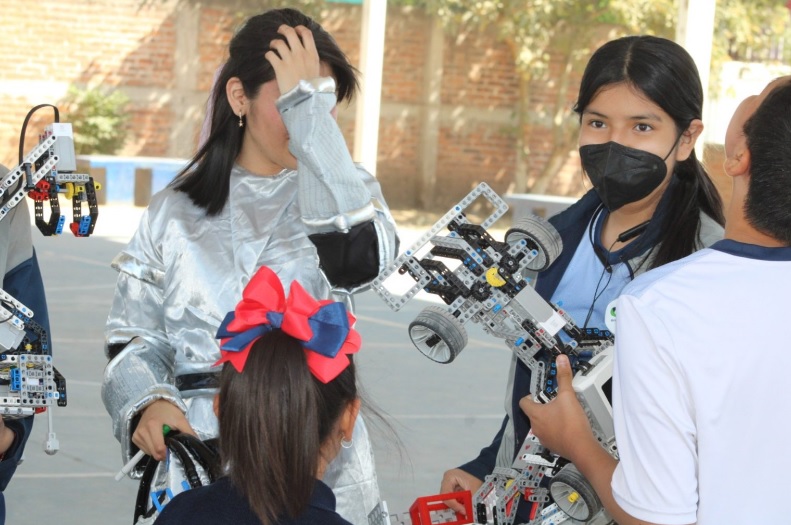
xmin=132 ymin=399 xmax=196 ymax=461
xmin=265 ymin=24 xmax=321 ymax=95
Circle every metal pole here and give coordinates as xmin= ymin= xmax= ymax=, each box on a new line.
xmin=676 ymin=0 xmax=717 ymax=152
xmin=353 ymin=0 xmax=387 ymax=177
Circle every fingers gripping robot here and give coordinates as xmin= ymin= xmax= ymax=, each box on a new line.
xmin=0 ymin=105 xmax=101 ymax=454
xmin=370 ymin=183 xmax=616 ymax=525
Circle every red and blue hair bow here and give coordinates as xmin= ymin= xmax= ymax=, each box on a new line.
xmin=214 ymin=266 xmax=360 ymax=383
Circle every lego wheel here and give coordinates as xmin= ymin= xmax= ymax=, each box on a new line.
xmin=505 ymin=214 xmax=563 ymax=272
xmin=408 ymin=306 xmax=468 ymax=363
xmin=548 ymin=463 xmax=603 ymax=521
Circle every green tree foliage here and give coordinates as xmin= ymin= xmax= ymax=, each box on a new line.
xmin=715 ymin=0 xmax=791 ymax=64
xmin=396 ymin=0 xmax=791 ymax=194
xmin=61 ymin=86 xmax=131 ymax=155
xmin=398 ymin=0 xmax=675 ymax=77
xmin=138 ymin=0 xmax=331 ymax=19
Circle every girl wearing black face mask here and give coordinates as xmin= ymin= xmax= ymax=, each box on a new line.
xmin=440 ymin=35 xmax=725 ymax=520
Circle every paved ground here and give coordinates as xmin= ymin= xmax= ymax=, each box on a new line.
xmin=5 ymin=205 xmax=515 ymax=524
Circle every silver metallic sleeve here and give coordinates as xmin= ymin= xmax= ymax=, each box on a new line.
xmin=353 ymin=166 xmax=400 ymax=292
xmin=102 ymin=208 xmax=186 ymax=466
xmin=277 ymin=77 xmax=376 ymax=233
xmin=277 ymin=77 xmax=400 ymax=292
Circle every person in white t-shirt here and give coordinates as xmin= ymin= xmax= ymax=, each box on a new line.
xmin=522 ymin=76 xmax=791 ymax=525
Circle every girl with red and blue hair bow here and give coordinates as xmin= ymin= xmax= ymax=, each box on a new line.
xmin=155 ymin=266 xmax=361 ymax=525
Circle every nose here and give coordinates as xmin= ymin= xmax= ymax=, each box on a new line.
xmin=608 ymin=127 xmax=629 ymax=147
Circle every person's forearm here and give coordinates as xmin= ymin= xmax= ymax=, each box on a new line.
xmin=278 ymin=79 xmax=374 ymax=231
xmin=570 ymin=438 xmax=647 ymax=525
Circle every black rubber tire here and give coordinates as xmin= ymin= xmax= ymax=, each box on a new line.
xmin=505 ymin=214 xmax=563 ymax=272
xmin=408 ymin=306 xmax=468 ymax=363
xmin=548 ymin=463 xmax=603 ymax=521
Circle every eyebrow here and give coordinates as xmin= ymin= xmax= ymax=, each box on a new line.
xmin=583 ymin=109 xmax=663 ymax=121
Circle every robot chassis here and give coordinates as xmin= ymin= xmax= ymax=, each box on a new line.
xmin=0 ymin=110 xmax=100 ymax=454
xmin=370 ymin=183 xmax=617 ymax=525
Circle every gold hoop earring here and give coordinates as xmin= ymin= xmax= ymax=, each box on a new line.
xmin=238 ymin=111 xmax=244 ymax=128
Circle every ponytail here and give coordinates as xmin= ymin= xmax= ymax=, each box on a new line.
xmin=217 ymin=330 xmax=357 ymax=524
xmin=650 ymin=151 xmax=724 ymax=269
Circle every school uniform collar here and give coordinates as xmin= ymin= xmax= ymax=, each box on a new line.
xmin=710 ymin=239 xmax=791 ymax=261
xmin=309 ymin=479 xmax=338 ymax=513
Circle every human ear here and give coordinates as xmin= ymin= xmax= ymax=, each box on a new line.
xmin=226 ymin=77 xmax=247 ymax=116
xmin=340 ymin=398 xmax=361 ymax=441
xmin=675 ymin=119 xmax=704 ymax=162
xmin=212 ymin=393 xmax=220 ymax=418
xmin=724 ymin=149 xmax=751 ymax=178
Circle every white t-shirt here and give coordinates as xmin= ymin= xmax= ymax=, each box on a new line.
xmin=611 ymin=239 xmax=791 ymax=525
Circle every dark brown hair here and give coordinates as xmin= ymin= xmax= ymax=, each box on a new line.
xmin=217 ymin=330 xmax=357 ymax=524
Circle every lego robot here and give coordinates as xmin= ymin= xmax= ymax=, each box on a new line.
xmin=0 ymin=104 xmax=100 ymax=454
xmin=3 ymin=108 xmax=100 ymax=237
xmin=370 ymin=182 xmax=616 ymax=525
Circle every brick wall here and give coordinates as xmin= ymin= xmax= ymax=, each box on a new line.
xmin=0 ymin=0 xmax=173 ymax=161
xmin=0 ymin=0 xmax=592 ymax=209
xmin=197 ymin=8 xmax=237 ymax=92
xmin=380 ymin=14 xmax=426 ymax=104
xmin=441 ymin=33 xmax=520 ymax=107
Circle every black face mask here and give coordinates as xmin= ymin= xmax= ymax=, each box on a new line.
xmin=579 ymin=141 xmax=676 ymax=211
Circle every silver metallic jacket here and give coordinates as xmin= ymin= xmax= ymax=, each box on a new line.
xmin=102 ymin=78 xmax=398 ymax=524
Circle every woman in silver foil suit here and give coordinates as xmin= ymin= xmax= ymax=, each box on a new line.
xmin=101 ymin=9 xmax=398 ymax=525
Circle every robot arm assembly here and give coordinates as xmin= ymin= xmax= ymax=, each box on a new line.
xmin=370 ymin=183 xmax=616 ymax=525
xmin=0 ymin=106 xmax=101 ymax=455
xmin=3 ymin=120 xmax=100 ymax=237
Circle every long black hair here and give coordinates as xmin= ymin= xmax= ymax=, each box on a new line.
xmin=574 ymin=35 xmax=724 ymax=268
xmin=743 ymin=81 xmax=791 ymax=245
xmin=174 ymin=8 xmax=359 ymax=215
xmin=217 ymin=330 xmax=358 ymax=525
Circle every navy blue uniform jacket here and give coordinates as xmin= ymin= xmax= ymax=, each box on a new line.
xmin=154 ymin=477 xmax=353 ymax=525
